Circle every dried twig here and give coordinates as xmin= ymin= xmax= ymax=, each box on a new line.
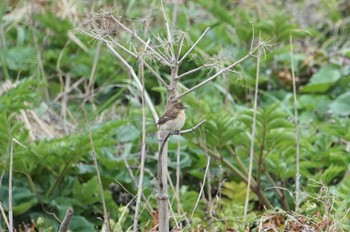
xmin=58 ymin=207 xmax=74 ymax=232
xmin=110 ymin=15 xmax=172 ymax=66
xmin=8 ymin=140 xmax=13 ymax=232
xmin=104 ymin=42 xmax=159 ymax=122
xmin=87 ymin=124 xmax=111 ymax=232
xmin=290 ymin=34 xmax=301 ymax=211
xmin=133 ymin=49 xmax=147 ymax=232
xmin=244 ymin=33 xmax=261 ymax=220
xmin=176 ymin=45 xmax=260 ymax=100
xmin=190 ymin=156 xmax=211 ymax=220
xmin=179 ymin=27 xmax=210 ymax=64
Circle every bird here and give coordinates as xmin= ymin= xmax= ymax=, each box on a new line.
xmin=157 ymin=102 xmax=187 ymax=139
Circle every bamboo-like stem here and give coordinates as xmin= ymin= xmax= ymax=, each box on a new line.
xmin=244 ymin=35 xmax=261 ymax=220
xmin=290 ymin=34 xmax=301 ymax=211
xmin=157 ymin=120 xmax=206 ymax=231
xmin=157 ymin=134 xmax=170 ymax=232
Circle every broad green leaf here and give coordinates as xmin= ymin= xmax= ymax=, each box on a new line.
xmin=301 ymin=65 xmax=341 ymax=93
xmin=329 ymin=91 xmax=350 ymax=116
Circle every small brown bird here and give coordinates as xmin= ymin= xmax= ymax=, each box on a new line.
xmin=157 ymin=102 xmax=187 ymax=139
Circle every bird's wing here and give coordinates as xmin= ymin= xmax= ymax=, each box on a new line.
xmin=157 ymin=110 xmax=178 ymax=125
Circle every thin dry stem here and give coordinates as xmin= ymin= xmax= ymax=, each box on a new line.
xmin=160 ymin=0 xmax=175 ymax=61
xmin=176 ymin=140 xmax=181 ymax=214
xmin=290 ymin=34 xmax=301 ymax=211
xmin=176 ymin=35 xmax=185 ymax=61
xmin=0 ymin=203 xmax=10 ymax=231
xmin=110 ymin=15 xmax=172 ymax=66
xmin=8 ymin=140 xmax=13 ymax=232
xmin=104 ymin=42 xmax=159 ymax=122
xmin=179 ymin=27 xmax=210 ymax=64
xmin=87 ymin=124 xmax=111 ymax=232
xmin=143 ymin=62 xmax=169 ymax=88
xmin=176 ymin=64 xmax=210 ymax=80
xmin=87 ymin=41 xmax=102 ymax=99
xmin=58 ymin=207 xmax=74 ymax=232
xmin=122 ymin=155 xmax=153 ymax=213
xmin=244 ymin=35 xmax=261 ymax=220
xmin=133 ymin=54 xmax=147 ymax=232
xmin=189 ymin=156 xmax=211 ymax=220
xmin=176 ymin=44 xmax=260 ymax=100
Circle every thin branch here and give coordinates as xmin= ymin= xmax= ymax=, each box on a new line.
xmin=176 ymin=35 xmax=185 ymax=61
xmin=118 ymin=196 xmax=137 ymax=226
xmin=167 ymin=171 xmax=188 ymax=227
xmin=176 ymin=140 xmax=181 ymax=215
xmin=104 ymin=42 xmax=159 ymax=122
xmin=0 ymin=203 xmax=10 ymax=231
xmin=88 ymin=41 xmax=102 ymax=92
xmin=8 ymin=140 xmax=13 ymax=232
xmin=107 ymin=35 xmax=138 ymax=58
xmin=122 ymin=156 xmax=153 ymax=212
xmin=179 ymin=27 xmax=210 ymax=64
xmin=110 ymin=16 xmax=172 ymax=66
xmin=176 ymin=64 xmax=210 ymax=80
xmin=290 ymin=34 xmax=301 ymax=211
xmin=91 ymin=32 xmax=168 ymax=89
xmin=176 ymin=45 xmax=260 ymax=100
xmin=190 ymin=156 xmax=211 ymax=220
xmin=160 ymin=0 xmax=175 ymax=61
xmin=143 ymin=62 xmax=169 ymax=88
xmin=176 ymin=119 xmax=206 ymax=134
xmin=133 ymin=53 xmax=147 ymax=232
xmin=244 ymin=34 xmax=261 ymax=220
xmin=87 ymin=124 xmax=111 ymax=232
xmin=54 ymin=77 xmax=85 ymax=102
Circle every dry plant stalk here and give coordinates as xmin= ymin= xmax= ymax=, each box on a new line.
xmin=133 ymin=50 xmax=147 ymax=232
xmin=290 ymin=34 xmax=301 ymax=211
xmin=81 ymin=4 xmax=262 ymax=229
xmin=243 ymin=34 xmax=262 ymax=220
xmin=87 ymin=124 xmax=111 ymax=232
xmin=58 ymin=207 xmax=74 ymax=232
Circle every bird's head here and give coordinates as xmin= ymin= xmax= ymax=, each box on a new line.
xmin=174 ymin=102 xmax=187 ymax=110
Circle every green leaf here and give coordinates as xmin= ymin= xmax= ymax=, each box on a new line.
xmin=329 ymin=91 xmax=350 ymax=116
xmin=70 ymin=216 xmax=96 ymax=231
xmin=13 ymin=199 xmax=38 ymax=215
xmin=301 ymin=64 xmax=341 ymax=93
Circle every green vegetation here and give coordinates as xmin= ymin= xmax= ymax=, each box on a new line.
xmin=0 ymin=0 xmax=350 ymax=231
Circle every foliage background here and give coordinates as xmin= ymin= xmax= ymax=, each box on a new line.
xmin=0 ymin=0 xmax=350 ymax=231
